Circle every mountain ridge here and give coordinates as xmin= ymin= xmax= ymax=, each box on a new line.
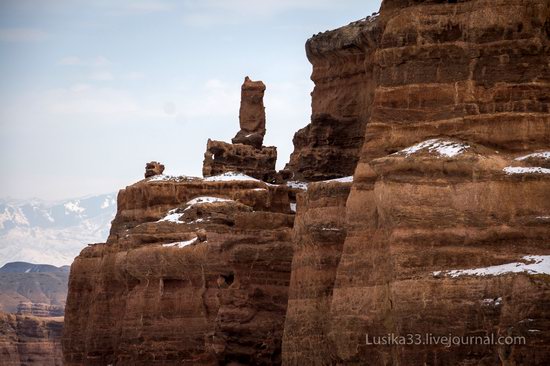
xmin=0 ymin=193 xmax=117 ymax=266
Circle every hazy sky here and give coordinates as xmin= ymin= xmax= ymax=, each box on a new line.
xmin=0 ymin=0 xmax=382 ymax=201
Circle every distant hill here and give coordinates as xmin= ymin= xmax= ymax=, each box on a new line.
xmin=0 ymin=261 xmax=70 ymax=273
xmin=0 ymin=193 xmax=116 ymax=266
xmin=0 ymin=261 xmax=69 ymax=314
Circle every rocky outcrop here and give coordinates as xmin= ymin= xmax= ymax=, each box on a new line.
xmin=144 ymin=161 xmax=165 ymax=178
xmin=232 ymin=77 xmax=267 ymax=148
xmin=0 ymin=312 xmax=63 ymax=366
xmin=360 ymin=0 xmax=550 ymax=162
xmin=203 ymin=140 xmax=277 ymax=182
xmin=63 ymin=0 xmax=550 ymax=365
xmin=63 ymin=173 xmax=295 ymax=365
xmin=282 ymin=0 xmax=550 ymax=364
xmin=282 ymin=179 xmax=351 ymax=365
xmin=17 ymin=303 xmax=64 ymax=317
xmin=331 ymin=141 xmax=550 ymax=365
xmin=203 ymin=77 xmax=278 ymax=182
xmin=284 ymin=14 xmax=382 ymax=182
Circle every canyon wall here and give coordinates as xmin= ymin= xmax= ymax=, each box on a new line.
xmin=282 ymin=180 xmax=351 ymax=365
xmin=0 ymin=312 xmax=63 ymax=366
xmin=63 ymin=0 xmax=550 ymax=365
xmin=283 ymin=0 xmax=550 ymax=365
xmin=284 ymin=14 xmax=382 ymax=181
xmin=63 ymin=175 xmax=296 ymax=365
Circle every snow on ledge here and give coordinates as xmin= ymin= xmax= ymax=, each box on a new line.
xmin=287 ymin=181 xmax=308 ymax=190
xmin=433 ymin=255 xmax=550 ymax=278
xmin=323 ymin=176 xmax=353 ymax=183
xmin=321 ymin=227 xmax=341 ymax=231
xmin=515 ymin=151 xmax=550 ymax=161
xmin=204 ymin=172 xmax=260 ymax=182
xmin=158 ymin=197 xmax=233 ymax=223
xmin=186 ymin=196 xmax=232 ymax=206
xmin=481 ymin=297 xmax=502 ymax=306
xmin=396 ymin=139 xmax=470 ymax=158
xmin=503 ymin=166 xmax=550 ymax=175
xmin=157 ymin=209 xmax=183 ymax=224
xmin=290 ymin=202 xmax=296 ymax=213
xmin=148 ymin=174 xmax=196 ymax=182
xmin=162 ymin=237 xmax=198 ymax=248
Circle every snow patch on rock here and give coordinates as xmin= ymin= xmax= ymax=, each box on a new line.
xmin=204 ymin=172 xmax=260 ymax=182
xmin=397 ymin=139 xmax=470 ymax=158
xmin=148 ymin=175 xmax=195 ymax=182
xmin=433 ymin=255 xmax=550 ymax=278
xmin=157 ymin=209 xmax=184 ymax=224
xmin=323 ymin=176 xmax=353 ymax=183
xmin=186 ymin=196 xmax=232 ymax=206
xmin=287 ymin=181 xmax=308 ymax=190
xmin=162 ymin=238 xmax=197 ymax=248
xmin=503 ymin=166 xmax=550 ymax=175
xmin=515 ymin=151 xmax=550 ymax=161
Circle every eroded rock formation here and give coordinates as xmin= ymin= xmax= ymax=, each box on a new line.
xmin=284 ymin=14 xmax=382 ymax=182
xmin=283 ymin=0 xmax=550 ymax=364
xmin=282 ymin=179 xmax=351 ymax=365
xmin=0 ymin=312 xmax=63 ymax=366
xmin=63 ymin=173 xmax=296 ymax=365
xmin=203 ymin=77 xmax=278 ymax=182
xmin=232 ymin=77 xmax=267 ymax=148
xmin=64 ymin=0 xmax=550 ymax=365
xmin=203 ymin=139 xmax=277 ymax=182
xmin=144 ymin=161 xmax=165 ymax=178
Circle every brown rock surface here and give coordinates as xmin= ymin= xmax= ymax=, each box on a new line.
xmin=282 ymin=179 xmax=351 ymax=365
xmin=232 ymin=76 xmax=267 ymax=148
xmin=63 ymin=0 xmax=550 ymax=364
xmin=284 ymin=15 xmax=382 ymax=182
xmin=331 ymin=140 xmax=550 ymax=365
xmin=16 ymin=302 xmax=64 ymax=317
xmin=282 ymin=0 xmax=550 ymax=364
xmin=202 ymin=139 xmax=277 ymax=182
xmin=144 ymin=161 xmax=165 ymax=178
xmin=63 ymin=174 xmax=295 ymax=365
xmin=0 ymin=312 xmax=63 ymax=366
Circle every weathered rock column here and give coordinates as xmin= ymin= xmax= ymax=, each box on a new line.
xmin=232 ymin=76 xmax=266 ymax=149
xmin=203 ymin=76 xmax=278 ymax=182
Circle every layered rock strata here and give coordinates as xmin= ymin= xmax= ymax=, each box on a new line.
xmin=0 ymin=312 xmax=63 ymax=366
xmin=282 ymin=0 xmax=550 ymax=364
xmin=282 ymin=179 xmax=351 ymax=365
xmin=284 ymin=14 xmax=382 ymax=182
xmin=203 ymin=77 xmax=278 ymax=182
xmin=331 ymin=140 xmax=550 ymax=365
xmin=203 ymin=139 xmax=277 ymax=182
xmin=16 ymin=302 xmax=64 ymax=317
xmin=63 ymin=173 xmax=295 ymax=365
xmin=63 ymin=0 xmax=550 ymax=365
xmin=232 ymin=76 xmax=267 ymax=148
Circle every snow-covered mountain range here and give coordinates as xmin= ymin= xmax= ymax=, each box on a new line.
xmin=0 ymin=194 xmax=117 ymax=266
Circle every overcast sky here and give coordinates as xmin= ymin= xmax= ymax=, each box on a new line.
xmin=0 ymin=0 xmax=382 ymax=201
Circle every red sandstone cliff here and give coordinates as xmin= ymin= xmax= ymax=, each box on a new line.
xmin=283 ymin=0 xmax=550 ymax=365
xmin=63 ymin=174 xmax=296 ymax=365
xmin=0 ymin=312 xmax=63 ymax=366
xmin=63 ymin=0 xmax=550 ymax=365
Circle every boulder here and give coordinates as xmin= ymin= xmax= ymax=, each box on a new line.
xmin=144 ymin=161 xmax=165 ymax=178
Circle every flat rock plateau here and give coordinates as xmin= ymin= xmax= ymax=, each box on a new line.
xmin=63 ymin=0 xmax=550 ymax=365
